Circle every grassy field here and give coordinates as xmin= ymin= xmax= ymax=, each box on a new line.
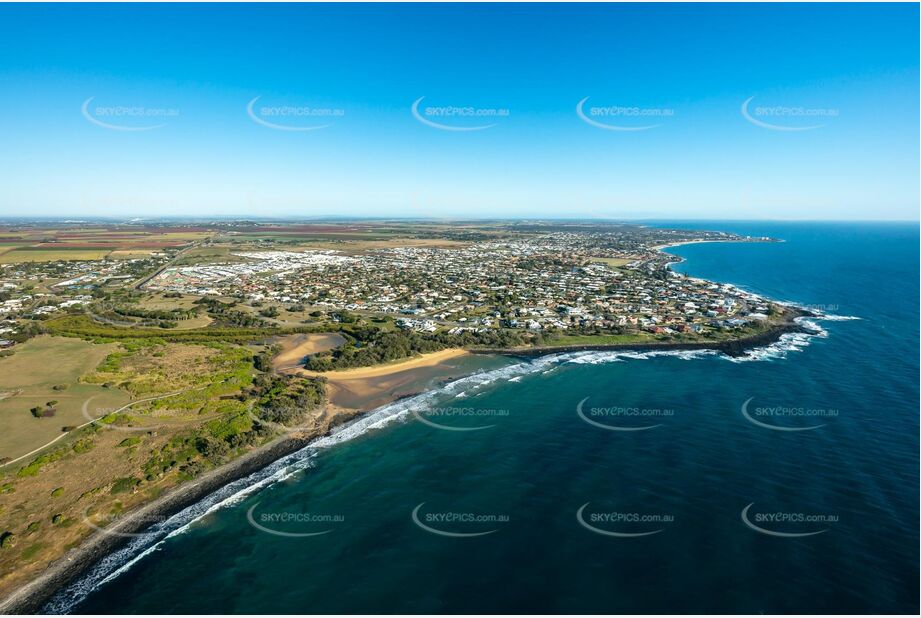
xmin=134 ymin=294 xmax=214 ymax=329
xmin=83 ymin=342 xmax=251 ymax=402
xmin=171 ymin=246 xmax=248 ymax=266
xmin=0 ymin=340 xmax=281 ymax=597
xmin=0 ymin=337 xmax=130 ymax=461
xmin=136 ymin=294 xmax=200 ymax=311
xmin=44 ymin=314 xmax=323 ymax=344
xmin=106 ymin=249 xmax=161 ymax=259
xmin=547 ymin=333 xmax=657 ymax=346
xmin=172 ymin=315 xmax=214 ymax=329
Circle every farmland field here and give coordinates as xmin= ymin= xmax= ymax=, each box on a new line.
xmin=0 ymin=225 xmax=213 ymax=263
xmin=106 ymin=250 xmax=161 ymax=259
xmin=0 ymin=249 xmax=113 ymax=263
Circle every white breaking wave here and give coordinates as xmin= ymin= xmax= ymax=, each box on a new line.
xmin=45 ymin=306 xmax=852 ymax=613
xmin=725 ymin=331 xmax=818 ymax=363
xmin=43 ymin=446 xmax=322 ymax=614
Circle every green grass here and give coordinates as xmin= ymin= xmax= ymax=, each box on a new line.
xmin=0 ymin=337 xmax=130 ymax=461
xmin=589 ymin=257 xmax=635 ymax=267
xmin=45 ymin=314 xmax=328 ymax=344
xmin=545 ymin=333 xmax=657 ymax=346
xmin=17 ymin=447 xmax=67 ymax=477
xmin=20 ymin=542 xmax=45 ymax=561
xmin=110 ymin=477 xmax=140 ymax=494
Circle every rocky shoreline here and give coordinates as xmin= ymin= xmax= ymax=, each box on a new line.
xmin=471 ymin=310 xmax=813 ymax=359
xmin=0 ymin=311 xmax=813 ymax=614
xmin=0 ymin=430 xmax=336 ymax=615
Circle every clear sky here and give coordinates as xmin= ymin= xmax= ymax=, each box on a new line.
xmin=0 ymin=3 xmax=918 ymax=220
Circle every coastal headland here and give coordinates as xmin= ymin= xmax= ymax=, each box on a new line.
xmin=0 ymin=308 xmax=816 ymax=614
xmin=0 ymin=220 xmax=816 ymax=613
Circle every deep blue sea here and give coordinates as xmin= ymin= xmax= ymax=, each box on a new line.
xmin=53 ymin=222 xmax=919 ymax=614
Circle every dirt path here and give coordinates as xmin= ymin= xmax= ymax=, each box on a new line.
xmin=0 ymin=387 xmax=205 ymax=469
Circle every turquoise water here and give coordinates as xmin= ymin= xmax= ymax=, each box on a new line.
xmin=56 ymin=222 xmax=918 ymax=614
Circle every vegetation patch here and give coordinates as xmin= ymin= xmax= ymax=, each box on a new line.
xmin=109 ymin=477 xmax=140 ymax=494
xmin=45 ymin=314 xmax=323 ymax=345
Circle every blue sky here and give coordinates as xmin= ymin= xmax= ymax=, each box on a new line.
xmin=0 ymin=3 xmax=917 ymax=220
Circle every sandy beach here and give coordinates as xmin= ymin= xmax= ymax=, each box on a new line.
xmin=0 ymin=347 xmax=482 ymax=614
xmin=653 ymin=238 xmax=744 ymax=251
xmin=294 ymin=349 xmax=473 ymax=411
xmin=298 ymin=348 xmax=469 ymax=380
xmin=271 ymin=332 xmax=346 ymax=372
xmin=0 ymin=318 xmax=818 ymax=614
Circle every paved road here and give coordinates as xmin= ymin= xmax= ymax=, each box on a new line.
xmin=131 ymin=243 xmax=198 ymax=290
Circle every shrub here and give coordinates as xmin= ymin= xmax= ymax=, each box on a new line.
xmin=110 ymin=477 xmax=140 ymax=495
xmin=72 ymin=439 xmax=95 ymax=454
xmin=178 ymin=460 xmax=205 ymax=480
xmin=194 ymin=436 xmax=228 ymax=461
xmin=259 ymin=306 xmax=279 ymax=318
xmin=0 ymin=532 xmax=16 ymax=549
xmin=18 ymin=448 xmax=67 ymax=477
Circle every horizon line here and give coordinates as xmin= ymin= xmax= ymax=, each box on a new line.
xmin=0 ymin=216 xmax=917 ymax=225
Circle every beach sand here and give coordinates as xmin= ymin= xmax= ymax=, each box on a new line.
xmin=300 ymin=348 xmax=469 ymax=380
xmin=297 ymin=349 xmax=473 ymax=411
xmin=0 ymin=348 xmax=485 ymax=613
xmin=0 ymin=315 xmax=815 ymax=613
xmin=653 ymin=238 xmax=739 ymax=251
xmin=271 ymin=332 xmax=346 ymax=372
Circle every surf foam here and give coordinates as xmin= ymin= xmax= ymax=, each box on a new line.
xmin=44 ymin=307 xmax=853 ymax=613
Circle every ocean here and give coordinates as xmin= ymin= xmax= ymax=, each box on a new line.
xmin=50 ymin=222 xmax=919 ymax=614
